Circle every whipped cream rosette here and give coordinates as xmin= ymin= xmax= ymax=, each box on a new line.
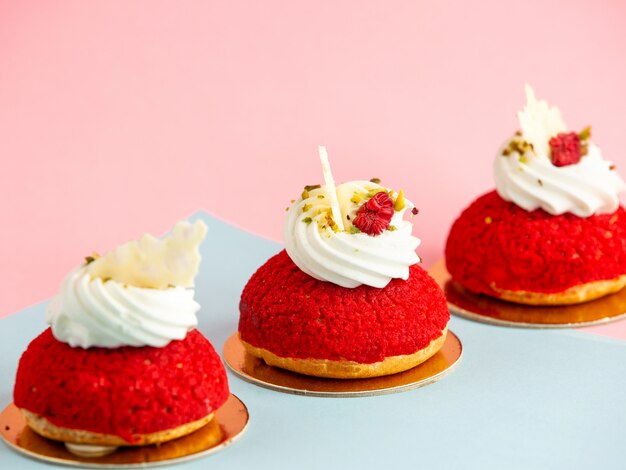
xmin=494 ymin=85 xmax=625 ymax=217
xmin=284 ymin=147 xmax=421 ymax=288
xmin=46 ymin=220 xmax=208 ymax=348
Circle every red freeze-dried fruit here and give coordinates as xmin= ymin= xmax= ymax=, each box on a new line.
xmin=549 ymin=132 xmax=581 ymax=167
xmin=353 ymin=192 xmax=395 ymax=235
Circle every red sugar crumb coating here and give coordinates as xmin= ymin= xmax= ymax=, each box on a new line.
xmin=238 ymin=250 xmax=449 ymax=364
xmin=14 ymin=329 xmax=229 ymax=443
xmin=445 ymin=191 xmax=626 ymax=296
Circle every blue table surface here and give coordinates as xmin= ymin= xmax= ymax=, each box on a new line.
xmin=1 ymin=211 xmax=626 ymax=470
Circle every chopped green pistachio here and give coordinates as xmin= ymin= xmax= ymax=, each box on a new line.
xmin=84 ymin=253 xmax=100 ymax=265
xmin=394 ymin=190 xmax=405 ymax=211
xmin=349 ymin=225 xmax=361 ymax=234
xmin=507 ymin=139 xmax=534 ymax=157
xmin=350 ymin=192 xmax=363 ymax=204
xmin=317 ymin=194 xmax=325 ymax=199
xmin=369 ymin=177 xmax=381 ymax=184
xmin=388 ymin=225 xmax=397 ymax=231
xmin=579 ymin=126 xmax=592 ymax=140
xmin=580 ymin=141 xmax=589 ymax=156
xmin=304 ymin=184 xmax=321 ymax=191
xmin=302 ymin=204 xmax=312 ymax=212
xmin=290 ymin=199 xmax=295 ymax=203
xmin=301 ymin=190 xmax=310 ymax=199
xmin=302 ymin=217 xmax=313 ymax=224
xmin=519 ymin=155 xmax=528 ymax=164
xmin=102 ymin=277 xmax=112 ymax=283
xmin=367 ymin=188 xmax=386 ymax=198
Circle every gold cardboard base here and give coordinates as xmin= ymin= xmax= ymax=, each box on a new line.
xmin=223 ymin=332 xmax=462 ymax=397
xmin=0 ymin=394 xmax=248 ymax=468
xmin=429 ymin=259 xmax=626 ymax=328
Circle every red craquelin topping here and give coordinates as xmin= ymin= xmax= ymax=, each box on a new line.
xmin=353 ymin=192 xmax=395 ymax=236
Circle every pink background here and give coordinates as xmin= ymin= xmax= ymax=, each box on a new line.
xmin=2 ymin=1 xmax=626 ymax=338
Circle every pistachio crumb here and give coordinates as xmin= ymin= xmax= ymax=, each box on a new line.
xmin=388 ymin=225 xmax=397 ymax=231
xmin=350 ymin=193 xmax=363 ymax=204
xmin=394 ymin=190 xmax=406 ymax=211
xmin=369 ymin=177 xmax=381 ymax=184
xmin=302 ymin=204 xmax=312 ymax=212
xmin=349 ymin=225 xmax=361 ymax=234
xmin=301 ymin=190 xmax=310 ymax=200
xmin=84 ymin=252 xmax=100 ymax=265
xmin=317 ymin=194 xmax=325 ymax=199
xmin=367 ymin=188 xmax=386 ymax=197
xmin=579 ymin=126 xmax=592 ymax=141
xmin=302 ymin=217 xmax=313 ymax=224
xmin=519 ymin=155 xmax=528 ymax=164
xmin=304 ymin=184 xmax=321 ymax=191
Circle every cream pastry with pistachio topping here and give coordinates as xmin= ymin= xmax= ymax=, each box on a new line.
xmin=13 ymin=220 xmax=230 ymax=456
xmin=446 ymin=85 xmax=626 ymax=305
xmin=238 ymin=148 xmax=449 ymax=379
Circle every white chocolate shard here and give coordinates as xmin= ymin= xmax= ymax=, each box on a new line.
xmin=517 ymin=84 xmax=567 ymax=158
xmin=318 ymin=146 xmax=345 ymax=231
xmin=87 ymin=220 xmax=208 ymax=289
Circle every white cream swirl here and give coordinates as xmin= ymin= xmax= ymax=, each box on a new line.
xmin=494 ymin=138 xmax=625 ymax=217
xmin=284 ymin=180 xmax=420 ymax=288
xmin=46 ymin=266 xmax=199 ymax=348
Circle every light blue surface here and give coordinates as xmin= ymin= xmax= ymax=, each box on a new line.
xmin=2 ymin=211 xmax=626 ymax=469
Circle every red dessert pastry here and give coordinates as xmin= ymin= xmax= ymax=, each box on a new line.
xmin=12 ymin=220 xmax=230 ymax=455
xmin=238 ymin=148 xmax=449 ymax=378
xmin=15 ymin=329 xmax=229 ymax=446
xmin=445 ymin=86 xmax=626 ymax=305
xmin=446 ymin=191 xmax=626 ymax=305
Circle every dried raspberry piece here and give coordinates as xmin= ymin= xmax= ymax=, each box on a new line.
xmin=352 ymin=192 xmax=394 ymax=236
xmin=549 ymin=132 xmax=581 ymax=167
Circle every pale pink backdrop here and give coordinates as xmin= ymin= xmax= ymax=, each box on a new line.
xmin=2 ymin=1 xmax=626 ymax=338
